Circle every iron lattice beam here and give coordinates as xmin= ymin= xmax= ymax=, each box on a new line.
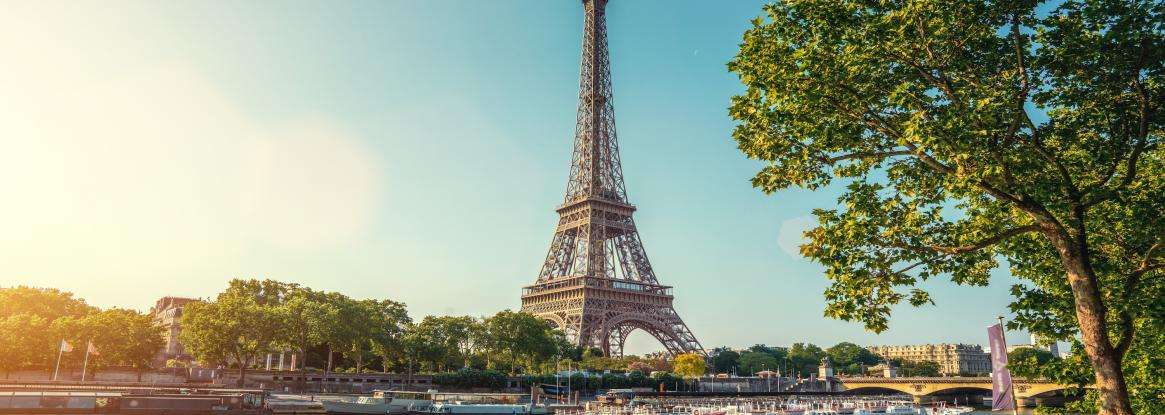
xmin=520 ymin=0 xmax=703 ymax=358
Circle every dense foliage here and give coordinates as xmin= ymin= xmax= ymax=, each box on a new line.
xmin=0 ymin=286 xmax=163 ymax=377
xmin=729 ymin=1 xmax=1162 ymax=413
xmin=179 ymin=279 xmax=577 ymax=385
xmin=672 ymin=353 xmax=706 ymax=380
xmin=709 ymin=342 xmax=880 ymax=377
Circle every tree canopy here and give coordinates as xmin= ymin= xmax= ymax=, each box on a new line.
xmin=729 ymin=1 xmax=1162 ymax=413
xmin=0 ymin=286 xmax=161 ymax=376
xmin=672 ymin=352 xmax=707 ymax=379
xmin=826 ymin=342 xmax=879 ymax=375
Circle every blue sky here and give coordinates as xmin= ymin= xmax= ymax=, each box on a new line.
xmin=1 ymin=0 xmax=1031 ymax=354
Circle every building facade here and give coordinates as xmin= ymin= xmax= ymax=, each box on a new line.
xmin=868 ymin=344 xmax=991 ymax=375
xmin=150 ymin=296 xmax=197 ymax=364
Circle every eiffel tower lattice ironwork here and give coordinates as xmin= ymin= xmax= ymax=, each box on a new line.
xmin=520 ymin=0 xmax=704 ymax=357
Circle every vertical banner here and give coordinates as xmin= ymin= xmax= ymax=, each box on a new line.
xmin=988 ymin=323 xmax=1016 ymax=411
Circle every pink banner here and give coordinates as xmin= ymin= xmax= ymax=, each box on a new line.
xmin=988 ymin=323 xmax=1015 ymax=411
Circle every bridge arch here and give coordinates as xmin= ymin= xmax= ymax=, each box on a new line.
xmin=843 ymin=385 xmax=917 ymax=396
xmin=929 ymin=386 xmax=992 ymax=395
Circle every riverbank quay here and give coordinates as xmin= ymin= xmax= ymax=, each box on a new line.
xmin=0 ymin=382 xmax=267 ymax=414
xmin=0 ymin=369 xmax=515 ymax=394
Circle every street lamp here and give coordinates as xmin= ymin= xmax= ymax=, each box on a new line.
xmin=763 ymin=363 xmax=770 ymax=393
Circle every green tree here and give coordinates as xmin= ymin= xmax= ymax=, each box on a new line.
xmin=409 ymin=317 xmax=454 ymax=371
xmin=1008 ymin=346 xmax=1056 ymax=368
xmin=0 ymin=314 xmax=52 ymax=376
xmin=317 ymin=292 xmax=356 ymax=378
xmin=892 ymin=359 xmax=941 ymax=377
xmin=738 ymin=351 xmax=780 ymax=376
xmin=481 ymin=310 xmax=558 ymax=374
xmin=728 ymin=2 xmax=1162 ymax=413
xmin=0 ymin=286 xmax=95 ymax=321
xmin=0 ymin=287 xmax=97 ymax=374
xmin=424 ymin=316 xmax=479 ymax=369
xmin=180 ymin=293 xmax=281 ymax=386
xmin=341 ymin=299 xmax=385 ymax=374
xmin=708 ymin=347 xmax=740 ymax=374
xmin=277 ymin=288 xmax=338 ymax=387
xmin=672 ymin=352 xmax=706 ymax=380
xmin=827 ymin=342 xmax=879 ymax=375
xmin=363 ymin=299 xmax=411 ymax=373
xmin=788 ymin=343 xmax=825 ymax=377
xmin=57 ymin=309 xmax=164 ymax=381
xmin=748 ymin=344 xmax=789 ymax=361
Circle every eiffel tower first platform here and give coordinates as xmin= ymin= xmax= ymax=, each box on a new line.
xmin=520 ymin=0 xmax=704 ymax=357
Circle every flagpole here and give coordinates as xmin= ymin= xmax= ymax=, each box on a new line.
xmin=52 ymin=341 xmax=64 ymax=381
xmin=997 ymin=316 xmax=1019 ymax=415
xmin=81 ymin=339 xmax=92 ymax=382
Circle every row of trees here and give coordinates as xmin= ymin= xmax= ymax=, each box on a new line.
xmin=178 ymin=279 xmax=572 ymax=386
xmin=709 ymin=342 xmax=881 ymax=377
xmin=0 ymin=287 xmax=163 ymax=379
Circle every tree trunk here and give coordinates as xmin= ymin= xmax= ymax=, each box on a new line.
xmin=1057 ymin=239 xmax=1134 ymax=415
xmin=324 ymin=345 xmax=333 ymax=393
xmin=407 ymin=358 xmax=414 ymax=389
xmin=298 ymin=348 xmax=308 ymax=393
xmin=237 ymin=361 xmax=247 ymax=388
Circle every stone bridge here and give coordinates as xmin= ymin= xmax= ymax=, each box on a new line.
xmin=838 ymin=377 xmax=1079 ymax=406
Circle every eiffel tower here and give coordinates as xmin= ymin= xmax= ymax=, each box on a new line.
xmin=520 ymin=0 xmax=703 ymax=357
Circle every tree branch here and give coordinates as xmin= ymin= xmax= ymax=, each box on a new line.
xmin=1114 ymin=242 xmax=1164 ymax=357
xmin=824 ymin=150 xmax=913 ymax=163
xmin=1083 ymin=37 xmax=1155 ymax=208
xmin=890 ymin=224 xmax=1041 ymax=256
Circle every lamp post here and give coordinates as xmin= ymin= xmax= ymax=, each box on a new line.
xmin=763 ymin=363 xmax=770 ymax=393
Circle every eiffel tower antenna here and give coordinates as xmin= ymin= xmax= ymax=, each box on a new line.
xmin=520 ymin=0 xmax=704 ymax=357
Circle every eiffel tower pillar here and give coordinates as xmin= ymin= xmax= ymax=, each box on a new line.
xmin=519 ymin=0 xmax=703 ymax=358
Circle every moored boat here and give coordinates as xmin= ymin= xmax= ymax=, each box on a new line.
xmin=426 ymin=403 xmax=550 ymax=415
xmin=321 ymin=390 xmax=436 ymax=414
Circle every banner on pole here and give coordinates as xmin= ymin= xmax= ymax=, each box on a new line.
xmin=59 ymin=340 xmax=73 ymax=353
xmin=988 ymin=323 xmax=1016 ymax=411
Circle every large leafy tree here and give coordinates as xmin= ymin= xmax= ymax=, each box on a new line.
xmin=482 ymin=310 xmax=558 ymax=374
xmin=708 ymin=347 xmax=740 ymax=374
xmin=0 ymin=287 xmax=96 ymax=373
xmin=408 ymin=316 xmax=455 ymax=371
xmin=55 ymin=308 xmax=164 ymax=380
xmin=738 ymin=351 xmax=780 ymax=376
xmin=893 ymin=359 xmax=942 ymax=377
xmin=0 ymin=314 xmax=52 ymax=376
xmin=729 ymin=1 xmax=1162 ymax=413
xmin=180 ymin=293 xmax=281 ymax=386
xmin=671 ymin=352 xmax=707 ymax=380
xmin=827 ymin=342 xmax=879 ymax=375
xmin=277 ymin=287 xmax=338 ymax=388
xmin=422 ymin=315 xmax=479 ymax=369
xmin=0 ymin=286 xmax=95 ymax=321
xmin=787 ymin=343 xmax=825 ymax=377
xmin=360 ymin=299 xmax=410 ymax=372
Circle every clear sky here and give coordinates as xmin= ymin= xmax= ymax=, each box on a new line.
xmin=1 ymin=0 xmax=1034 ymax=354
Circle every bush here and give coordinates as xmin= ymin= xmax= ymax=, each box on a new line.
xmin=433 ymin=369 xmax=508 ymax=389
